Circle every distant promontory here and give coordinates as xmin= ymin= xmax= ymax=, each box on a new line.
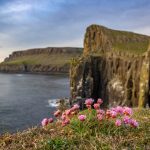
xmin=0 ymin=47 xmax=82 ymax=74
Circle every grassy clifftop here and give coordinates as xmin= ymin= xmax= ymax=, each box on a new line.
xmin=0 ymin=108 xmax=149 ymax=150
xmin=2 ymin=53 xmax=80 ymax=67
xmin=1 ymin=47 xmax=82 ymax=67
xmin=84 ymin=24 xmax=150 ymax=55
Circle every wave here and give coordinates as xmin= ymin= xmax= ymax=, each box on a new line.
xmin=47 ymin=99 xmax=59 ymax=107
xmin=16 ymin=74 xmax=23 ymax=77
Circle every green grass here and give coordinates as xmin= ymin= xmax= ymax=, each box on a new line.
xmin=106 ymin=26 xmax=150 ymax=54
xmin=112 ymin=40 xmax=149 ymax=54
xmin=1 ymin=53 xmax=81 ymax=67
xmin=88 ymin=25 xmax=150 ymax=54
xmin=0 ymin=108 xmax=150 ymax=150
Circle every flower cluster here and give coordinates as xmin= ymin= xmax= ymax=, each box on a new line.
xmin=60 ymin=104 xmax=80 ymax=126
xmin=85 ymin=98 xmax=94 ymax=109
xmin=78 ymin=115 xmax=86 ymax=121
xmin=41 ymin=104 xmax=81 ymax=127
xmin=106 ymin=106 xmax=138 ymax=128
xmin=41 ymin=118 xmax=54 ymax=126
xmin=41 ymin=98 xmax=139 ymax=129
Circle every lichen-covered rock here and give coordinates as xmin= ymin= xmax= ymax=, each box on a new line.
xmin=70 ymin=25 xmax=150 ymax=107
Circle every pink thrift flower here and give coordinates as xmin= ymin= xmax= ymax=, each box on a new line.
xmin=64 ymin=119 xmax=70 ymax=125
xmin=62 ymin=119 xmax=70 ymax=127
xmin=111 ymin=107 xmax=116 ymax=111
xmin=115 ymin=119 xmax=122 ymax=127
xmin=111 ymin=111 xmax=117 ymax=118
xmin=85 ymin=98 xmax=94 ymax=105
xmin=61 ymin=114 xmax=66 ymax=121
xmin=96 ymin=109 xmax=105 ymax=115
xmin=65 ymin=109 xmax=71 ymax=116
xmin=123 ymin=116 xmax=131 ymax=124
xmin=123 ymin=107 xmax=132 ymax=116
xmin=78 ymin=115 xmax=86 ymax=121
xmin=94 ymin=103 xmax=100 ymax=110
xmin=97 ymin=98 xmax=103 ymax=105
xmin=115 ymin=106 xmax=123 ymax=114
xmin=41 ymin=118 xmax=49 ymax=127
xmin=48 ymin=118 xmax=54 ymax=123
xmin=72 ymin=104 xmax=80 ymax=110
xmin=54 ymin=110 xmax=61 ymax=117
xmin=64 ymin=119 xmax=70 ymax=124
xmin=130 ymin=119 xmax=139 ymax=128
xmin=97 ymin=114 xmax=103 ymax=121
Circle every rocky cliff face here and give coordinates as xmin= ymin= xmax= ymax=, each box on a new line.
xmin=70 ymin=25 xmax=150 ymax=107
xmin=0 ymin=47 xmax=82 ymax=74
xmin=0 ymin=64 xmax=69 ymax=74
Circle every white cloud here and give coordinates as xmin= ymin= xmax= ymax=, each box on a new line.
xmin=1 ymin=2 xmax=32 ymax=14
xmin=0 ymin=0 xmax=150 ymax=62
xmin=0 ymin=0 xmax=66 ymax=23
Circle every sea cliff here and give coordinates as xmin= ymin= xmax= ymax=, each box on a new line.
xmin=0 ymin=47 xmax=82 ymax=74
xmin=70 ymin=25 xmax=150 ymax=107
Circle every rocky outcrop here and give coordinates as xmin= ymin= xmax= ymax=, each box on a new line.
xmin=0 ymin=47 xmax=82 ymax=74
xmin=70 ymin=25 xmax=150 ymax=107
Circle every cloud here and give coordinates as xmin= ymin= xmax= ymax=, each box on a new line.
xmin=0 ymin=0 xmax=150 ymax=61
xmin=1 ymin=2 xmax=32 ymax=14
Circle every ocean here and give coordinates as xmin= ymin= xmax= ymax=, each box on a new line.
xmin=0 ymin=73 xmax=69 ymax=134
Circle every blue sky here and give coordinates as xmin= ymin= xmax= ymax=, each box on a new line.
xmin=0 ymin=0 xmax=150 ymax=61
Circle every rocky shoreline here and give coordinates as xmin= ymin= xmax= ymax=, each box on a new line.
xmin=0 ymin=64 xmax=69 ymax=74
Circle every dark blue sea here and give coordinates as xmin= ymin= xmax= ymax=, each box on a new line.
xmin=0 ymin=73 xmax=69 ymax=134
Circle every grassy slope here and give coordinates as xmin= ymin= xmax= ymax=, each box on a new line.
xmin=107 ymin=28 xmax=149 ymax=54
xmin=1 ymin=54 xmax=79 ymax=66
xmin=1 ymin=53 xmax=82 ymax=67
xmin=0 ymin=108 xmax=150 ymax=150
xmin=90 ymin=25 xmax=150 ymax=54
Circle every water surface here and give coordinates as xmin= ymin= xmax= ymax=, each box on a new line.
xmin=0 ymin=73 xmax=69 ymax=134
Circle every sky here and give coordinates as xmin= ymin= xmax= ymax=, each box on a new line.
xmin=0 ymin=0 xmax=150 ymax=61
